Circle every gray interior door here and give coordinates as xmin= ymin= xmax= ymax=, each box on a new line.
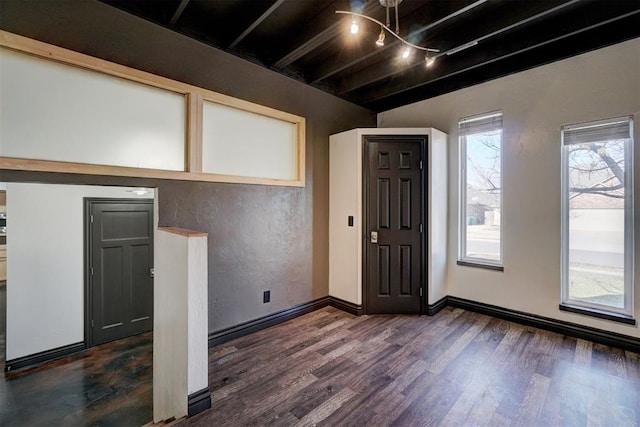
xmin=88 ymin=199 xmax=154 ymax=346
xmin=366 ymin=136 xmax=424 ymax=314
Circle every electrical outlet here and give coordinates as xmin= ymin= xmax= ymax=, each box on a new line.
xmin=263 ymin=290 xmax=270 ymax=303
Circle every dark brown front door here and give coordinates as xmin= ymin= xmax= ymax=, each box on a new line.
xmin=87 ymin=199 xmax=154 ymax=346
xmin=365 ymin=136 xmax=424 ymax=314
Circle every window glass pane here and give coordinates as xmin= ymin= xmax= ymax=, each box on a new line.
xmin=461 ymin=117 xmax=502 ymax=263
xmin=566 ymin=139 xmax=626 ymax=308
xmin=202 ymin=100 xmax=298 ymax=180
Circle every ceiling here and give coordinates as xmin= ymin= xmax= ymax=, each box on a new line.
xmin=100 ymin=0 xmax=640 ymax=112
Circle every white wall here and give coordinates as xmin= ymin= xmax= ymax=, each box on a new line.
xmin=154 ymin=228 xmax=208 ymax=422
xmin=329 ymin=129 xmax=362 ymax=305
xmin=154 ymin=230 xmax=188 ymax=421
xmin=427 ymin=129 xmax=448 ymax=304
xmin=378 ymin=38 xmax=640 ymax=337
xmin=6 ymin=183 xmax=155 ymax=360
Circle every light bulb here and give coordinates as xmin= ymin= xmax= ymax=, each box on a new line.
xmin=425 ymin=55 xmax=435 ymax=67
xmin=376 ymin=28 xmax=385 ymax=47
xmin=401 ymin=47 xmax=411 ymax=59
xmin=350 ymin=20 xmax=359 ymax=35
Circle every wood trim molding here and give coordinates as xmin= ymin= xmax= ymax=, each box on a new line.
xmin=328 ymin=296 xmax=363 ymax=316
xmin=5 ymin=342 xmax=85 ymax=372
xmin=158 ymin=227 xmax=208 ymax=238
xmin=208 ymin=297 xmax=329 ymax=347
xmin=188 ymin=388 xmax=212 ymax=417
xmin=187 ymin=93 xmax=204 ymax=173
xmin=296 ymin=117 xmax=307 ymax=185
xmin=0 ymin=30 xmax=306 ymax=187
xmin=447 ymin=296 xmax=640 ymax=354
xmin=427 ymin=296 xmax=449 ymax=316
xmin=0 ymin=157 xmax=305 ymax=187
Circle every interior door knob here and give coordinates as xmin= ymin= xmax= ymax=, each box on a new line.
xmin=370 ymin=231 xmax=378 ymax=244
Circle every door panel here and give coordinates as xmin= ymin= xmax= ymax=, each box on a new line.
xmin=130 ymin=244 xmax=153 ymax=322
xmin=399 ymin=245 xmax=412 ymax=296
xmin=89 ymin=200 xmax=153 ymax=346
xmin=377 ymin=245 xmax=391 ymax=296
xmin=100 ymin=246 xmax=125 ymax=328
xmin=366 ymin=137 xmax=423 ymax=314
xmin=400 ymin=179 xmax=412 ymax=229
xmin=101 ymin=210 xmax=151 ymax=240
xmin=377 ymin=178 xmax=391 ymax=229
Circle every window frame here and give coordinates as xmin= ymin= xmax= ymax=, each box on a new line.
xmin=560 ymin=116 xmax=635 ymax=320
xmin=458 ymin=110 xmax=504 ymax=269
xmin=0 ymin=30 xmax=306 ymax=187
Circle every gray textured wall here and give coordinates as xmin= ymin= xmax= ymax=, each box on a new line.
xmin=0 ymin=0 xmax=376 ymax=332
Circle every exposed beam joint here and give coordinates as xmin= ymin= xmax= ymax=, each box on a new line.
xmin=169 ymin=0 xmax=191 ymax=26
xmin=229 ymin=0 xmax=287 ymax=49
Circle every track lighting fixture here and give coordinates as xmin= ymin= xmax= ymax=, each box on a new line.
xmin=375 ymin=27 xmax=385 ymax=47
xmin=338 ymin=0 xmax=438 ymax=60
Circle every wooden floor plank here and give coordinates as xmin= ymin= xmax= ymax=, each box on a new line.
xmin=514 ymin=373 xmax=551 ymax=425
xmin=293 ymin=387 xmax=357 ymax=427
xmin=181 ymin=307 xmax=640 ymax=427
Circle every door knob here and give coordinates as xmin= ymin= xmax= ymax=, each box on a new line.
xmin=370 ymin=231 xmax=378 ymax=244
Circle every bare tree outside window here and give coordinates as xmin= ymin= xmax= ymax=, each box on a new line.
xmin=459 ymin=111 xmax=503 ymax=266
xmin=566 ymin=140 xmax=626 ymax=308
xmin=561 ymin=117 xmax=633 ymax=317
xmin=463 ymin=131 xmax=501 ymax=261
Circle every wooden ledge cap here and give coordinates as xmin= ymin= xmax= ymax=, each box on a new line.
xmin=159 ymin=227 xmax=208 ymax=237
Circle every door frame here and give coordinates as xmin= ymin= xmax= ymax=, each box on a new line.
xmin=83 ymin=197 xmax=154 ymax=348
xmin=362 ymin=135 xmax=428 ymax=315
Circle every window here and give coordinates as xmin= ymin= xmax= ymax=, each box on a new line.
xmin=561 ymin=117 xmax=634 ymax=321
xmin=458 ymin=111 xmax=503 ymax=268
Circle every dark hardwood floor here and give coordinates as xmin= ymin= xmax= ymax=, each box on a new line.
xmin=185 ymin=306 xmax=639 ymax=426
xmin=1 ymin=292 xmax=638 ymax=426
xmin=0 ymin=283 xmax=153 ymax=426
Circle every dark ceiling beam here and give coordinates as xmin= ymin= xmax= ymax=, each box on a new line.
xmin=229 ymin=0 xmax=287 ymax=49
xmin=311 ymin=0 xmax=487 ymax=84
xmin=271 ymin=26 xmax=340 ymax=70
xmin=408 ymin=0 xmax=488 ymax=42
xmin=361 ymin=9 xmax=640 ymax=109
xmin=311 ymin=47 xmax=391 ymax=85
xmin=169 ymin=0 xmax=190 ymax=26
xmin=271 ymin=0 xmax=381 ymax=70
xmin=338 ymin=0 xmax=583 ymax=95
xmin=434 ymin=0 xmax=582 ymax=59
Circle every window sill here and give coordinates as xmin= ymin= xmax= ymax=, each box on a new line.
xmin=559 ymin=304 xmax=636 ymax=325
xmin=456 ymin=260 xmax=504 ymax=272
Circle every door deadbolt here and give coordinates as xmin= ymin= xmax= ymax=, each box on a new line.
xmin=370 ymin=231 xmax=378 ymax=244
